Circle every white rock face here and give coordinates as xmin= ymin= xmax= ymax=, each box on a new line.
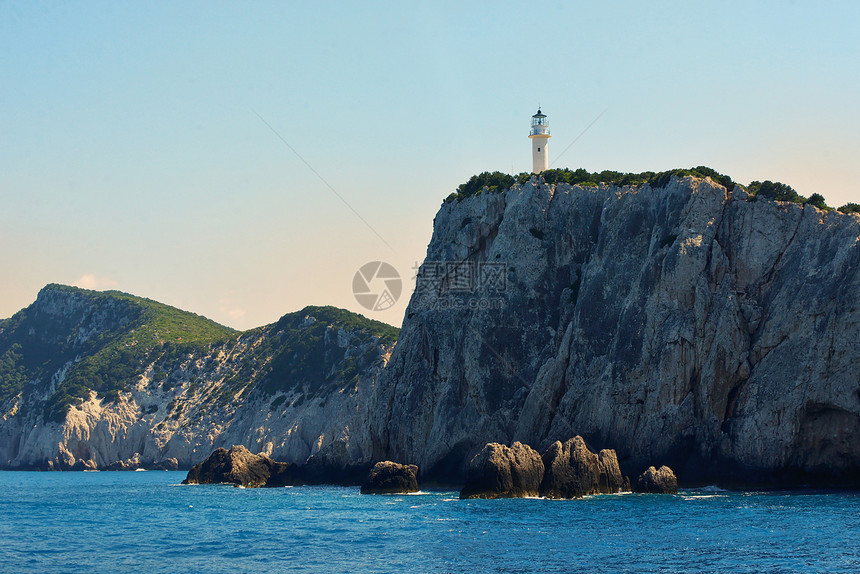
xmin=370 ymin=176 xmax=860 ymax=486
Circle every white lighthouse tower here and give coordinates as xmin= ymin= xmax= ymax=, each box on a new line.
xmin=529 ymin=108 xmax=551 ymax=173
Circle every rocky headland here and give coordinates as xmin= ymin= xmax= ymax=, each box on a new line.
xmin=2 ymin=170 xmax=859 ymax=490
xmin=371 ymin=174 xmax=860 ymax=488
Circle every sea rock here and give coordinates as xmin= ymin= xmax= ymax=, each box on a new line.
xmin=182 ymin=445 xmax=295 ymax=488
xmin=360 ymin=461 xmax=419 ymax=494
xmin=598 ymin=449 xmax=628 ymax=493
xmin=540 ymin=436 xmax=628 ymax=498
xmin=634 ymin=465 xmax=679 ymax=494
xmin=460 ymin=442 xmax=544 ymax=499
xmin=151 ymin=458 xmax=180 ymax=471
xmin=102 ymin=459 xmax=139 ymax=471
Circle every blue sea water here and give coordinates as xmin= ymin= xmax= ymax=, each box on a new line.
xmin=0 ymin=471 xmax=857 ymax=573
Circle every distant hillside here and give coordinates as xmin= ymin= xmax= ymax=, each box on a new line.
xmin=0 ymin=285 xmax=397 ymax=470
xmin=0 ymin=284 xmax=237 ymax=421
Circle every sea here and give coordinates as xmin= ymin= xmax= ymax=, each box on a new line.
xmin=0 ymin=471 xmax=857 ymax=573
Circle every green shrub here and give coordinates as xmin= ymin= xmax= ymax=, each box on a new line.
xmin=250 ymin=306 xmax=397 ymax=397
xmin=649 ymin=166 xmax=735 ymax=190
xmin=446 ymin=171 xmax=516 ymax=203
xmin=98 ymin=389 xmax=120 ymax=404
xmin=747 ymin=181 xmax=805 ymax=204
xmin=538 ymin=167 xmax=655 ymax=187
xmin=804 ymin=193 xmax=830 ymax=210
xmin=838 ymin=203 xmax=860 ymax=214
xmin=0 ymin=344 xmax=27 ymax=401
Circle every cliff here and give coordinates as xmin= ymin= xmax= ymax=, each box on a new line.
xmin=0 ymin=286 xmax=396 ymax=470
xmin=2 ymin=173 xmax=858 ymax=488
xmin=371 ymin=175 xmax=860 ymax=487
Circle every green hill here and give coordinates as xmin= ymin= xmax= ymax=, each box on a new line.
xmin=0 ymin=285 xmax=400 ymax=423
xmin=0 ymin=284 xmax=238 ymax=421
xmin=249 ymin=305 xmax=398 ymax=398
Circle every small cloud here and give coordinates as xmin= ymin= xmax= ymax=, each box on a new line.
xmin=219 ymin=292 xmax=246 ymax=323
xmin=226 ymin=308 xmax=247 ymax=321
xmin=72 ymin=274 xmax=119 ymax=290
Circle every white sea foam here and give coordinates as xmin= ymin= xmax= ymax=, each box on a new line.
xmin=690 ymin=485 xmax=728 ymax=493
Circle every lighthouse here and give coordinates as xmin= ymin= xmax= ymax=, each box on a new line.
xmin=529 ymin=108 xmax=551 ymax=173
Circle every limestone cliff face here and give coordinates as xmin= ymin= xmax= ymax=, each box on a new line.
xmin=372 ymin=176 xmax=860 ymax=486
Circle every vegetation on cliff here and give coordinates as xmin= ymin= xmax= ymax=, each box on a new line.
xmin=446 ymin=171 xmax=516 ymax=202
xmin=446 ymin=167 xmax=854 ymax=213
xmin=221 ymin=305 xmax=398 ymax=402
xmin=445 ymin=166 xmax=739 ymax=203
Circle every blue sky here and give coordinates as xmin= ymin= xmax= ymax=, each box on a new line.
xmin=2 ymin=1 xmax=859 ymax=328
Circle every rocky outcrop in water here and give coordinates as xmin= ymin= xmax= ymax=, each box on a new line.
xmin=459 ymin=438 xmax=630 ymax=499
xmin=372 ymin=175 xmax=860 ymax=488
xmin=182 ymin=443 xmax=371 ymax=487
xmin=182 ymin=445 xmax=296 ymax=488
xmin=597 ymin=449 xmax=629 ymax=493
xmin=459 ymin=442 xmax=544 ymax=499
xmin=360 ymin=461 xmax=419 ymax=494
xmin=541 ymin=436 xmax=628 ymax=498
xmin=634 ymin=465 xmax=679 ymax=494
